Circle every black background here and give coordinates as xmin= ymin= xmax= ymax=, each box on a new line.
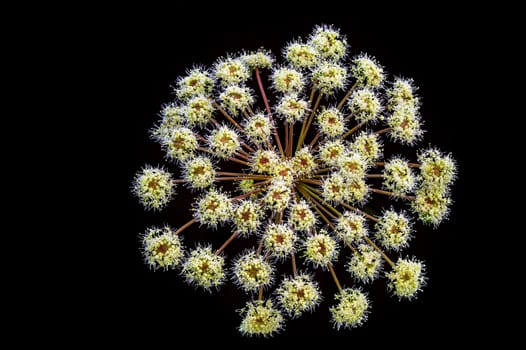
xmin=96 ymin=7 xmax=483 ymax=345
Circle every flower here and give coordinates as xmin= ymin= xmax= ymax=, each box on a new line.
xmin=303 ymin=231 xmax=339 ymax=268
xmin=386 ymin=258 xmax=426 ymax=299
xmin=214 ymin=57 xmax=250 ymax=86
xmin=309 ymin=24 xmax=347 ymax=61
xmin=183 ymin=156 xmax=216 ymax=190
xmin=330 ymin=288 xmax=369 ymax=329
xmin=132 ymin=165 xmax=174 ymax=210
xmin=233 ymin=251 xmax=274 ymax=291
xmin=239 ymin=300 xmax=284 ymax=337
xmin=276 ymin=274 xmax=321 ymax=317
xmin=175 ymin=67 xmax=214 ymax=101
xmin=375 ymin=209 xmax=413 ymax=251
xmin=386 ymin=77 xmax=419 ymax=110
xmin=348 ymin=88 xmax=382 ymax=124
xmin=418 ymin=148 xmax=457 ymax=189
xmin=194 ymin=189 xmax=232 ymax=228
xmin=263 ymin=223 xmax=297 ymax=258
xmin=134 ymin=24 xmax=457 ymax=336
xmin=351 ymin=54 xmax=384 ymax=87
xmin=335 ymin=211 xmax=368 ymax=245
xmin=316 ymin=107 xmax=345 ymax=137
xmin=288 ymin=200 xmax=316 ymax=231
xmin=383 ymin=157 xmax=416 ymax=195
xmin=233 ymin=199 xmax=263 ymax=235
xmin=142 ymin=226 xmax=184 ymax=270
xmin=284 ymin=42 xmax=319 ymax=69
xmin=208 ymin=126 xmax=241 ymax=159
xmin=412 ymin=183 xmax=451 ymax=226
xmin=312 ymin=62 xmax=347 ymax=95
xmin=243 ymin=49 xmax=274 ymax=70
xmin=276 ymin=94 xmax=308 ymax=123
xmin=186 ymin=95 xmax=215 ymax=127
xmin=347 ymin=244 xmax=382 ymax=283
xmin=272 ymin=66 xmax=305 ymax=94
xmin=387 ymin=105 xmax=423 ymax=145
xmin=219 ymin=85 xmax=254 ymax=114
xmin=244 ymin=112 xmax=273 ymax=145
xmin=182 ymin=245 xmax=225 ymax=290
xmin=350 ymin=131 xmax=382 ymax=163
xmin=162 ymin=127 xmax=198 ymax=162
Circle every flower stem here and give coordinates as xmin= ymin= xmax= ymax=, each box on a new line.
xmin=175 ymin=218 xmax=198 ymax=235
xmin=340 ymin=202 xmax=379 ymax=223
xmin=342 ymin=121 xmax=366 ymax=139
xmin=364 ymin=236 xmax=394 ymax=267
xmin=336 ymin=81 xmax=357 ymax=110
xmin=291 ymin=253 xmax=298 ymax=276
xmin=297 ymin=94 xmax=322 ymax=150
xmin=214 ymin=231 xmax=239 ymax=255
xmin=255 ymin=68 xmax=284 ymax=158
xmin=370 ymin=188 xmax=416 ymax=201
xmin=328 ymin=263 xmax=343 ymax=292
xmin=375 ymin=127 xmax=391 ymax=135
xmin=366 ymin=174 xmax=383 ymax=179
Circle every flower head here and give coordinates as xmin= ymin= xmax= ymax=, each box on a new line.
xmin=239 ymin=300 xmax=284 ymax=337
xmin=243 ymin=49 xmax=274 ymax=70
xmin=375 ymin=209 xmax=412 ymax=251
xmin=303 ymin=231 xmax=338 ymax=268
xmin=387 ymin=77 xmax=419 ymax=110
xmin=284 ymin=42 xmax=319 ymax=69
xmin=350 ymin=131 xmax=382 ymax=163
xmin=208 ymin=126 xmax=241 ymax=159
xmin=219 ymin=85 xmax=254 ymax=114
xmin=244 ymin=112 xmax=273 ymax=145
xmin=309 ymin=24 xmax=347 ymax=61
xmin=251 ymin=149 xmax=279 ymax=174
xmin=347 ymin=244 xmax=382 ymax=283
xmin=272 ymin=67 xmax=305 ymax=94
xmin=383 ymin=157 xmax=416 ymax=195
xmin=351 ymin=54 xmax=384 ymax=88
xmin=319 ymin=139 xmax=346 ymax=166
xmin=183 ymin=156 xmax=216 ymax=190
xmin=348 ymin=88 xmax=382 ymax=124
xmin=312 ymin=62 xmax=347 ymax=96
xmin=233 ymin=200 xmax=263 ymax=235
xmin=162 ymin=127 xmax=198 ymax=162
xmin=386 ymin=258 xmax=426 ymax=299
xmin=316 ymin=107 xmax=345 ymax=138
xmin=288 ymin=200 xmax=316 ymax=231
xmin=276 ymin=274 xmax=321 ymax=317
xmin=412 ymin=184 xmax=451 ymax=226
xmin=142 ymin=226 xmax=184 ymax=270
xmin=194 ymin=189 xmax=232 ymax=228
xmin=182 ymin=245 xmax=225 ymax=290
xmin=151 ymin=103 xmax=185 ymax=141
xmin=276 ymin=94 xmax=308 ymax=123
xmin=292 ymin=147 xmax=317 ymax=176
xmin=418 ymin=148 xmax=457 ymax=189
xmin=338 ymin=152 xmax=367 ymax=179
xmin=175 ymin=67 xmax=214 ymax=100
xmin=330 ymin=288 xmax=369 ymax=329
xmin=387 ymin=105 xmax=423 ymax=145
xmin=263 ymin=224 xmax=297 ymax=258
xmin=233 ymin=251 xmax=274 ymax=291
xmin=186 ymin=95 xmax=215 ymax=127
xmin=133 ymin=166 xmax=174 ymax=210
xmin=264 ymin=179 xmax=292 ymax=212
xmin=335 ymin=211 xmax=368 ymax=245
xmin=214 ymin=57 xmax=250 ymax=86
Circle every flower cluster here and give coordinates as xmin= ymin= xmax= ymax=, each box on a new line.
xmin=132 ymin=24 xmax=456 ymax=336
